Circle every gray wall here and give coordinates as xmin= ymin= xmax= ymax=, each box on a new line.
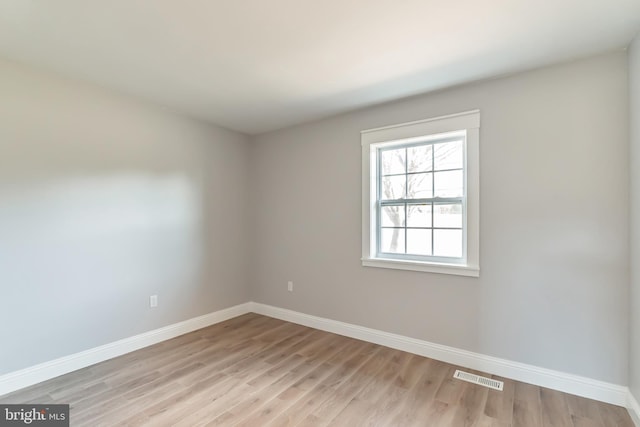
xmin=0 ymin=48 xmax=633 ymax=389
xmin=0 ymin=59 xmax=250 ymax=375
xmin=630 ymin=33 xmax=640 ymax=401
xmin=249 ymin=52 xmax=630 ymax=384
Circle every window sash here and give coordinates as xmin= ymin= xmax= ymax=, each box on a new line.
xmin=375 ymin=137 xmax=467 ymax=263
xmin=376 ymin=200 xmax=465 ymax=262
xmin=361 ymin=110 xmax=479 ymax=276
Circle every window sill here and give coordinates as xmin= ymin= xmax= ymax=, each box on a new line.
xmin=361 ymin=257 xmax=479 ymax=277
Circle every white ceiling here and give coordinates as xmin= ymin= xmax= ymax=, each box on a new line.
xmin=0 ymin=1 xmax=639 ymax=134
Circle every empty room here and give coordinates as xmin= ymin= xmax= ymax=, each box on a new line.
xmin=1 ymin=1 xmax=640 ymax=426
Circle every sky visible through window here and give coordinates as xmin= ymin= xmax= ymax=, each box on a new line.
xmin=379 ymin=138 xmax=464 ymax=258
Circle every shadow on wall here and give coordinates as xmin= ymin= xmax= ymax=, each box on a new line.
xmin=0 ymin=172 xmax=205 ymax=370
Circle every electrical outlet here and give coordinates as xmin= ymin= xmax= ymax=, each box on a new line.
xmin=150 ymin=295 xmax=158 ymax=308
xmin=287 ymin=281 xmax=293 ymax=292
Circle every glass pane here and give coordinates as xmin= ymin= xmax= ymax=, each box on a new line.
xmin=434 ymin=139 xmax=463 ymax=171
xmin=407 ymin=173 xmax=432 ymax=199
xmin=407 ymin=229 xmax=432 ymax=256
xmin=381 ymin=148 xmax=405 ymax=175
xmin=381 ymin=175 xmax=405 ymax=200
xmin=434 ymin=170 xmax=463 ymax=198
xmin=433 ymin=229 xmax=462 ymax=258
xmin=381 ymin=228 xmax=405 ymax=254
xmin=407 ymin=145 xmax=432 ymax=173
xmin=381 ymin=205 xmax=405 ymax=227
xmin=407 ymin=204 xmax=432 ymax=227
xmin=434 ymin=203 xmax=462 ymax=228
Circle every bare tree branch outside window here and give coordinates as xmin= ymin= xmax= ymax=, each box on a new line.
xmin=380 ymin=141 xmax=462 ymax=254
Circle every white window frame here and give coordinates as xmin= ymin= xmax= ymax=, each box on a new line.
xmin=361 ymin=110 xmax=480 ymax=277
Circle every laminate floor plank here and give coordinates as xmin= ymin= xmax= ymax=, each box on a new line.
xmin=570 ymin=415 xmax=602 ymax=427
xmin=484 ymin=376 xmax=515 ymax=423
xmin=388 ymin=358 xmax=452 ymax=426
xmin=598 ymin=401 xmax=635 ymax=427
xmin=514 ymin=381 xmax=544 ymax=427
xmin=290 ymin=347 xmax=383 ymax=425
xmin=540 ymin=388 xmax=573 ymax=427
xmin=0 ymin=314 xmax=633 ymax=427
xmin=316 ymin=347 xmax=402 ymax=426
xmin=449 ymin=381 xmax=490 ymax=427
xmin=233 ymin=347 xmax=350 ymax=426
xmin=565 ymin=394 xmax=604 ymax=426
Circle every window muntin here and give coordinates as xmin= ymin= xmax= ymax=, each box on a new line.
xmin=361 ymin=110 xmax=479 ymax=276
xmin=376 ymin=134 xmax=466 ymax=263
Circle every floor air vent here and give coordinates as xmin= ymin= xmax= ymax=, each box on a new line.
xmin=453 ymin=370 xmax=504 ymax=391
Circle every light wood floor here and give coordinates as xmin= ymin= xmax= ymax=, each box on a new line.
xmin=0 ymin=313 xmax=633 ymax=427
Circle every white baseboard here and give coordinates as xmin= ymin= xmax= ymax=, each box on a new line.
xmin=1 ymin=299 xmax=635 ymax=421
xmin=249 ymin=302 xmax=629 ymax=407
xmin=0 ymin=302 xmax=252 ymax=397
xmin=629 ymin=391 xmax=640 ymax=427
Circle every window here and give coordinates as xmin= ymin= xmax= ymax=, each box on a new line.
xmin=361 ymin=110 xmax=479 ymax=276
